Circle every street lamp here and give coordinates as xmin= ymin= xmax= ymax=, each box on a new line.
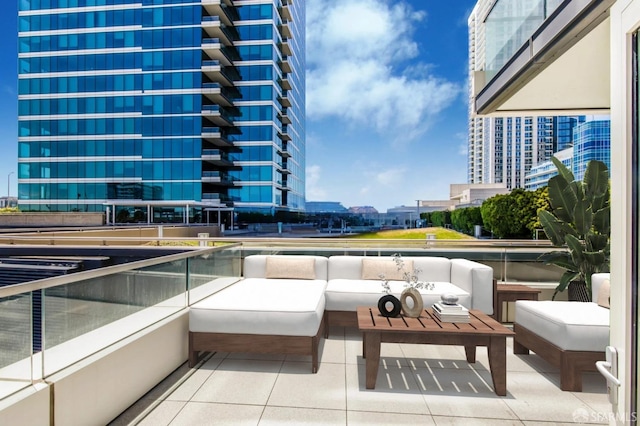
xmin=7 ymin=171 xmax=14 ymax=198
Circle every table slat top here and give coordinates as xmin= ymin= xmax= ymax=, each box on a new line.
xmin=356 ymin=306 xmax=515 ymax=337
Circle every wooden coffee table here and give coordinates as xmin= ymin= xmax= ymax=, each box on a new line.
xmin=357 ymin=306 xmax=515 ymax=396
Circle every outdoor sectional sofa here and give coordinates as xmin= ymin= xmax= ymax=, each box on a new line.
xmin=188 ymin=254 xmax=494 ymax=372
xmin=513 ymin=273 xmax=610 ymax=391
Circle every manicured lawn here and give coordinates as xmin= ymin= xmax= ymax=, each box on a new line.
xmin=347 ymin=227 xmax=474 ymax=239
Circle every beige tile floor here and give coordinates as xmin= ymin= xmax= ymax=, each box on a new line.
xmin=111 ymin=327 xmax=611 ymax=425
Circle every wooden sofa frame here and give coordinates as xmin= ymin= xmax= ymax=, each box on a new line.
xmin=189 ymin=315 xmax=325 ymax=373
xmin=513 ymin=323 xmax=605 ymax=391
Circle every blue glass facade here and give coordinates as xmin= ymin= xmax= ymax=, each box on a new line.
xmin=524 ymin=119 xmax=611 ymax=190
xmin=17 ymin=0 xmax=305 ymax=216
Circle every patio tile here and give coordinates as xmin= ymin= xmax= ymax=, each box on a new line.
xmin=285 ymin=334 xmax=345 ymax=365
xmin=399 ymin=342 xmax=468 ymax=365
xmin=168 ymin=402 xmax=263 ymax=426
xmin=259 ymin=407 xmax=346 ymax=425
xmin=267 ymin=361 xmax=346 ymax=410
xmin=345 ymin=362 xmax=430 ymax=415
xmin=191 ymin=359 xmax=282 ymax=405
xmin=347 ymin=410 xmax=435 ymax=425
xmin=433 ymin=416 xmax=524 ymax=425
xmin=136 ymin=401 xmax=186 ymax=426
xmin=163 ymin=357 xmax=222 ymax=402
xmin=502 ymin=371 xmax=605 ymax=423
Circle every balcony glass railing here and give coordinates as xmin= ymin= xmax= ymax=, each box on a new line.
xmin=0 ymin=245 xmax=242 ymax=400
xmin=485 ymin=0 xmax=564 ymax=81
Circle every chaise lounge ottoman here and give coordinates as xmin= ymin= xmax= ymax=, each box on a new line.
xmin=188 ymin=255 xmax=328 ymax=372
xmin=513 ymin=273 xmax=610 ymax=391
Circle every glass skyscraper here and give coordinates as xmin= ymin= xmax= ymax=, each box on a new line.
xmin=17 ymin=0 xmax=304 ymax=221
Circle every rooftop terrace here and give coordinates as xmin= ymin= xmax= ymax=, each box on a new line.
xmin=0 ymin=234 xmax=612 ymax=424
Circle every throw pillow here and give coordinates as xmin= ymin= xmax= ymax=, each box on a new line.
xmin=361 ymin=258 xmax=414 ymax=281
xmin=265 ymin=256 xmax=316 ymax=279
xmin=596 ymin=279 xmax=610 ymax=309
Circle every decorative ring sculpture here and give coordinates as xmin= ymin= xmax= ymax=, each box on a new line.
xmin=377 ymin=294 xmax=402 ymax=318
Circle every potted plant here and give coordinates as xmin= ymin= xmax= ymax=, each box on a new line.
xmin=538 ymin=157 xmax=610 ymax=301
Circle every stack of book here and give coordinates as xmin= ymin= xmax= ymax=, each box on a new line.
xmin=432 ymin=302 xmax=470 ymax=323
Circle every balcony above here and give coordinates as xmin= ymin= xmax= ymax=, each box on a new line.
xmin=201 ymin=16 xmax=235 ymax=46
xmin=202 ymin=171 xmax=237 ymax=186
xmin=201 ymin=149 xmax=235 ymax=167
xmin=474 ymin=0 xmax=614 ymax=116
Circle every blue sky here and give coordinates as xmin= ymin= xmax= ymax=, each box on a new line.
xmin=0 ymin=0 xmax=476 ymax=212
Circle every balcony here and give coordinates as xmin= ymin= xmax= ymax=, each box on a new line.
xmin=474 ymin=0 xmax=614 ymax=115
xmin=279 ymin=77 xmax=292 ymax=91
xmin=279 ymin=40 xmax=292 ymax=56
xmin=279 ymin=4 xmax=292 ymax=21
xmin=202 ymin=171 xmax=237 ymax=186
xmin=201 ymin=82 xmax=236 ymax=107
xmin=201 ymin=60 xmax=240 ymax=86
xmin=201 ymin=127 xmax=235 ymax=148
xmin=202 ymin=39 xmax=239 ymax=67
xmin=278 ymin=94 xmax=291 ymax=108
xmin=278 ymin=108 xmax=291 ymax=125
xmin=201 ymin=16 xmax=236 ymax=46
xmin=279 ymin=21 xmax=292 ymax=39
xmin=202 ymin=105 xmax=236 ymax=127
xmin=202 ymin=0 xmax=239 ymax=27
xmin=0 ymin=239 xmax=609 ymax=424
xmin=201 ymin=148 xmax=235 ymax=166
xmin=279 ymin=55 xmax=291 ymax=74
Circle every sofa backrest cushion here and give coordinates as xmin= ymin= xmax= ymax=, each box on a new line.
xmin=328 ymin=255 xmax=452 ymax=282
xmin=266 ymin=256 xmax=316 ymax=279
xmin=411 ymin=257 xmax=453 ymax=282
xmin=361 ymin=258 xmax=414 ymax=281
xmin=244 ymin=255 xmax=329 ymax=280
xmin=592 ymin=273 xmax=611 ymax=303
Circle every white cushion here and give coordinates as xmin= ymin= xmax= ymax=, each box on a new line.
xmin=450 ymin=258 xmax=494 ymax=314
xmin=244 ymin=255 xmax=329 ymax=280
xmin=265 ymin=256 xmax=316 ymax=279
xmin=515 ymin=300 xmax=609 ymax=352
xmin=361 ymin=258 xmax=413 ymax=281
xmin=328 ymin=256 xmax=453 ymax=282
xmin=324 ymin=279 xmax=471 ymax=312
xmin=189 ymin=278 xmax=326 ymax=337
xmin=596 ymin=279 xmax=610 ymax=309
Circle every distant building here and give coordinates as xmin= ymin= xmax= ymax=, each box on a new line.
xmin=348 ymin=206 xmax=378 ymax=214
xmin=0 ymin=197 xmax=18 ymax=208
xmin=305 ymin=201 xmax=348 ymax=214
xmin=18 ymin=0 xmax=305 ymax=217
xmin=525 ymin=148 xmax=573 ymax=190
xmin=572 ymin=120 xmax=611 ymax=181
xmin=449 ymin=183 xmax=509 ymax=207
xmin=525 ymin=119 xmax=611 ymax=190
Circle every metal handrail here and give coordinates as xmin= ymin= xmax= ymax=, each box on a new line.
xmin=0 ymin=243 xmax=241 ymax=299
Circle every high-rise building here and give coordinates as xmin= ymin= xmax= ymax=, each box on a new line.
xmin=17 ymin=0 xmax=304 ymax=221
xmin=468 ymin=1 xmax=584 ymax=191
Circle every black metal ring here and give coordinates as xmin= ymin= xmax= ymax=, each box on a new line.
xmin=378 ymin=294 xmax=402 ymax=317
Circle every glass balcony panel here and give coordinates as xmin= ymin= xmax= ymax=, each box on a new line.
xmin=485 ymin=0 xmax=564 ymax=81
xmin=42 ymin=260 xmax=188 ymax=376
xmin=0 ymin=293 xmax=32 ymax=398
xmin=188 ymin=246 xmax=241 ymax=303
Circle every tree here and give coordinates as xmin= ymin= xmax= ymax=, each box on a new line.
xmin=481 ymin=189 xmax=538 ymax=239
xmin=451 ymin=207 xmax=482 ymax=235
xmin=430 ymin=210 xmax=451 ymax=227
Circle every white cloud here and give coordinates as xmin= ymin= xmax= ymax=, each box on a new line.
xmin=305 ymin=164 xmax=327 ymax=200
xmin=306 ymin=0 xmax=461 ymax=143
